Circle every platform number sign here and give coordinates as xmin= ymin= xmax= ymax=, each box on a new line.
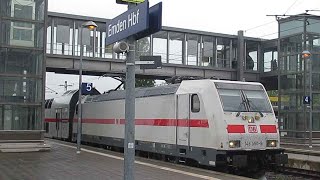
xmin=303 ymin=96 xmax=311 ymax=104
xmin=81 ymin=83 xmax=93 ymax=95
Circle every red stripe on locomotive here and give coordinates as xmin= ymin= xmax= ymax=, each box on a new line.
xmin=260 ymin=125 xmax=277 ymax=133
xmin=227 ymin=125 xmax=245 ymax=133
xmin=45 ymin=118 xmax=209 ymax=128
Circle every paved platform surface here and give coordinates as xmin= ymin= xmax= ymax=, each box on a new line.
xmin=282 ymin=143 xmax=320 ymax=155
xmin=0 ymin=140 xmax=252 ymax=180
xmin=280 ymin=143 xmax=320 ymax=171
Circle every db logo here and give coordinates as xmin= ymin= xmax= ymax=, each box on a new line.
xmin=248 ymin=125 xmax=258 ymax=133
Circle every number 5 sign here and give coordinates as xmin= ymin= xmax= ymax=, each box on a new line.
xmin=81 ymin=83 xmax=93 ymax=95
xmin=303 ymin=96 xmax=311 ymax=104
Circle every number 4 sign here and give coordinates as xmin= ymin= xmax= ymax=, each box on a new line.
xmin=303 ymin=96 xmax=311 ymax=104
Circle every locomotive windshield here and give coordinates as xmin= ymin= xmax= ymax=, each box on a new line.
xmin=215 ymin=83 xmax=272 ymax=113
xmin=218 ymin=89 xmax=246 ymax=112
xmin=243 ymin=90 xmax=272 ymax=113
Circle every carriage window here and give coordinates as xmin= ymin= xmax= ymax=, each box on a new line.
xmin=191 ymin=94 xmax=200 ymax=113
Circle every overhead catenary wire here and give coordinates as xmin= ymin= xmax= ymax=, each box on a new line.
xmin=45 ymin=86 xmax=59 ymax=94
xmin=258 ymin=19 xmax=320 ymax=38
xmin=244 ymin=20 xmax=277 ymax=33
xmin=46 ymin=74 xmax=122 ymax=94
xmin=284 ymin=0 xmax=300 ymax=15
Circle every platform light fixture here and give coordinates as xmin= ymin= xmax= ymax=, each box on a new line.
xmin=302 ymin=50 xmax=311 ymax=59
xmin=77 ymin=21 xmax=98 ymax=154
xmin=302 ymin=50 xmax=312 ymax=149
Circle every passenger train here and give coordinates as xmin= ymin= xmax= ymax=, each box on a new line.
xmin=45 ymin=79 xmax=287 ymax=169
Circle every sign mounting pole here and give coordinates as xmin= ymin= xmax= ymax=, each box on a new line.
xmin=108 ymin=1 xmax=161 ymax=179
xmin=124 ymin=2 xmax=136 ymax=180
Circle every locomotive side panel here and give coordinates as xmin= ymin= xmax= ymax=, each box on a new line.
xmin=187 ymin=93 xmax=212 ymax=148
xmin=80 ymin=99 xmax=125 ymax=140
xmin=79 ymin=94 xmax=177 ymax=145
xmin=135 ymin=95 xmax=176 ymax=144
xmin=177 ymin=80 xmax=224 ymax=149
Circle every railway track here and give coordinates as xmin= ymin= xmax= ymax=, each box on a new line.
xmin=265 ymin=166 xmax=320 ymax=180
xmin=279 ymin=167 xmax=320 ymax=179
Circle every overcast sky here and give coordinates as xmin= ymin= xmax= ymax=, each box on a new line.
xmin=46 ymin=0 xmax=320 ymax=98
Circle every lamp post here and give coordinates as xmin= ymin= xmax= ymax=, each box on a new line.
xmin=302 ymin=50 xmax=312 ymax=148
xmin=77 ymin=21 xmax=98 ymax=154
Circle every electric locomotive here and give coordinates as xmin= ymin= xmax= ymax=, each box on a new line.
xmin=45 ymin=79 xmax=288 ymax=169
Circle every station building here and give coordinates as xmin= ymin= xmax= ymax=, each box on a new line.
xmin=278 ymin=15 xmax=320 ymax=142
xmin=0 ymin=0 xmax=48 ymax=149
xmin=0 ymin=0 xmax=319 ymax=149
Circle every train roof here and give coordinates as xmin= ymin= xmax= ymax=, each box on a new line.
xmin=84 ymin=79 xmax=265 ymax=103
xmin=85 ymin=84 xmax=180 ymax=103
xmin=212 ymin=80 xmax=264 ymax=91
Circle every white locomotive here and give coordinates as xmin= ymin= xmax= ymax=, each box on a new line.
xmin=45 ymin=79 xmax=287 ymax=169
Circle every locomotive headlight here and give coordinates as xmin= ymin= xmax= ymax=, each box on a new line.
xmin=248 ymin=117 xmax=255 ymax=123
xmin=267 ymin=140 xmax=277 ymax=147
xmin=255 ymin=114 xmax=260 ymax=120
xmin=229 ymin=140 xmax=240 ymax=148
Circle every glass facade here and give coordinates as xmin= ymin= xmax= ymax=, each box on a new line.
xmin=246 ymin=41 xmax=259 ymax=71
xmin=279 ymin=15 xmax=320 ymax=139
xmin=152 ymin=31 xmax=168 ymax=63
xmin=168 ymin=32 xmax=184 ymax=64
xmin=263 ymin=50 xmax=278 ymax=72
xmin=47 ymin=15 xmax=263 ymax=72
xmin=186 ymin=34 xmax=200 ymax=66
xmin=217 ymin=37 xmax=231 ymax=68
xmin=202 ymin=36 xmax=215 ymax=67
xmin=0 ymin=0 xmax=46 ymax=131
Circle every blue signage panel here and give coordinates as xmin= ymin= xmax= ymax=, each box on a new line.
xmin=106 ymin=1 xmax=149 ymax=45
xmin=303 ymin=96 xmax=311 ymax=104
xmin=81 ymin=83 xmax=93 ymax=95
xmin=136 ymin=2 xmax=162 ymax=40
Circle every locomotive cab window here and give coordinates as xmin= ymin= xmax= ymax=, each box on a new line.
xmin=243 ymin=90 xmax=272 ymax=113
xmin=218 ymin=89 xmax=245 ymax=112
xmin=191 ymin=94 xmax=200 ymax=113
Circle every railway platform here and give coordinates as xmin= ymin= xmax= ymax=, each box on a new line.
xmin=0 ymin=139 xmax=252 ymax=180
xmin=281 ymin=143 xmax=320 ymax=172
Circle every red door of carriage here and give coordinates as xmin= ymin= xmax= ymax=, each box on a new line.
xmin=55 ymin=108 xmax=63 ymax=139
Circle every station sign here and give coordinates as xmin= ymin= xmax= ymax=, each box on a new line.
xmin=135 ymin=2 xmax=162 ymax=40
xmin=303 ymin=96 xmax=311 ymax=104
xmin=137 ymin=56 xmax=162 ymax=69
xmin=81 ymin=82 xmax=93 ymax=95
xmin=106 ymin=1 xmax=149 ymax=45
